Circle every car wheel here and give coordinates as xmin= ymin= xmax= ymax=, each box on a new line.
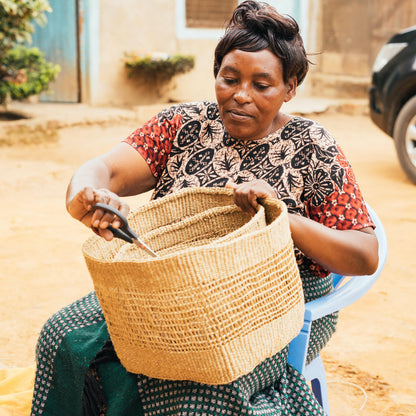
xmin=393 ymin=95 xmax=416 ymax=184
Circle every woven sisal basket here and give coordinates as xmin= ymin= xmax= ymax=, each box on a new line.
xmin=82 ymin=187 xmax=304 ymax=384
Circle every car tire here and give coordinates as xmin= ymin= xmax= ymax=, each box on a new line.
xmin=393 ymin=95 xmax=416 ymax=185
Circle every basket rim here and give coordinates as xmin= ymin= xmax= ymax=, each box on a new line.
xmin=130 ymin=187 xmax=235 ymax=217
xmin=82 ymin=192 xmax=288 ymax=265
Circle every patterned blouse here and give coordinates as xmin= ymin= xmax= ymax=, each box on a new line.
xmin=124 ymin=101 xmax=374 ymax=278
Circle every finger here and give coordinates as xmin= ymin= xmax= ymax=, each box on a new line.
xmin=91 ymin=224 xmax=114 ymax=241
xmin=114 ymin=201 xmax=130 ymax=228
xmin=90 ymin=190 xmax=117 ymax=228
xmin=91 ymin=196 xmax=129 ymax=231
xmin=91 ymin=207 xmax=105 ymax=228
xmin=232 ymin=186 xmax=255 ymax=217
xmin=99 ymin=200 xmax=120 ymax=229
xmin=247 ymin=189 xmax=259 ymax=216
xmin=234 ymin=183 xmax=266 ymax=217
xmin=238 ymin=192 xmax=257 ymax=217
xmin=105 ymin=198 xmax=129 ymax=229
xmin=82 ymin=186 xmax=96 ymax=211
xmin=99 ymin=212 xmax=117 ymax=229
xmin=100 ymin=227 xmax=115 ymax=241
xmin=90 ymin=207 xmax=116 ymax=230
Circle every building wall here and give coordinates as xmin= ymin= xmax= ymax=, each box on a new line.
xmin=93 ymin=0 xmax=308 ymax=106
xmin=31 ymin=0 xmax=308 ymax=106
xmin=307 ymin=0 xmax=416 ymax=98
xmin=96 ymin=0 xmax=176 ymax=106
xmin=35 ymin=0 xmax=416 ymax=104
xmin=93 ymin=0 xmax=220 ymax=106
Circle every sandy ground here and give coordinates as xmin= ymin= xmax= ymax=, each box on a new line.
xmin=1 ymin=109 xmax=415 ymax=415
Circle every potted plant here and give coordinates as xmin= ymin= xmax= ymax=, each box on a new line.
xmin=124 ymin=52 xmax=195 ymax=83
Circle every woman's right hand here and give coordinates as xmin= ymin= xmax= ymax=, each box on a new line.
xmin=67 ymin=186 xmax=130 ymax=241
xmin=66 ymin=142 xmax=157 ymax=240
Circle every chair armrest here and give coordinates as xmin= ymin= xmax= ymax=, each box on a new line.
xmin=305 ymin=274 xmax=378 ymax=321
xmin=306 ymin=209 xmax=388 ymax=322
xmin=290 ymin=273 xmax=379 ymax=372
xmin=289 ymin=202 xmax=387 ymax=374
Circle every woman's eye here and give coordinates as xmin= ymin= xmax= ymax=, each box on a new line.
xmin=223 ymin=77 xmax=237 ymax=85
xmin=254 ymin=83 xmax=270 ymax=90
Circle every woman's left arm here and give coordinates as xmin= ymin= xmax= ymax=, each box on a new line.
xmin=288 ymin=213 xmax=378 ymax=276
xmin=226 ymin=179 xmax=379 ymax=277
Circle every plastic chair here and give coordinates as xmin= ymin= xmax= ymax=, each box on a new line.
xmin=287 ymin=204 xmax=388 ymax=415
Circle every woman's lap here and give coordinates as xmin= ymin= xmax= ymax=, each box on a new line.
xmin=31 ymin=279 xmax=335 ymax=415
xmin=31 ymin=293 xmax=106 ymax=415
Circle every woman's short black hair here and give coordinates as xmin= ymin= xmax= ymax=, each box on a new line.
xmin=214 ymin=0 xmax=309 ymax=85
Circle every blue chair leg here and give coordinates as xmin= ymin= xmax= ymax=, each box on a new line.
xmin=303 ymin=355 xmax=330 ymax=415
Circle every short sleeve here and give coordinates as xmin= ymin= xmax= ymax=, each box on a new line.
xmin=299 ymin=125 xmax=375 ymax=278
xmin=123 ymin=108 xmax=183 ymax=178
xmin=304 ymin=145 xmax=375 ymax=231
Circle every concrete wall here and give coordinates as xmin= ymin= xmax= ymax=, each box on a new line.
xmin=93 ymin=0 xmax=308 ymax=107
xmin=96 ymin=0 xmax=176 ymax=106
xmin=94 ymin=0 xmax=218 ymax=106
xmin=37 ymin=0 xmax=415 ymax=104
xmin=307 ymin=0 xmax=416 ymax=98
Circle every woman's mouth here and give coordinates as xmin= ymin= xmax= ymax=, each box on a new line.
xmin=227 ymin=109 xmax=253 ymax=121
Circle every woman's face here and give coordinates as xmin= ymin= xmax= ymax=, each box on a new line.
xmin=215 ymin=48 xmax=296 ymax=141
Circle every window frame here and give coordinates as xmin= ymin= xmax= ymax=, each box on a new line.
xmin=175 ymin=0 xmax=308 ymax=51
xmin=175 ymin=0 xmax=241 ymax=39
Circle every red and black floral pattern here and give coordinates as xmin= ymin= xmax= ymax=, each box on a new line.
xmin=124 ymin=102 xmax=374 ymax=277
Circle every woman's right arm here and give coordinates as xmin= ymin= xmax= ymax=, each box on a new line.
xmin=66 ymin=142 xmax=157 ymax=240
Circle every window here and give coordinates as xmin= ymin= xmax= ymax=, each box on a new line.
xmin=185 ymin=0 xmax=237 ymax=29
xmin=176 ymin=0 xmax=239 ymax=39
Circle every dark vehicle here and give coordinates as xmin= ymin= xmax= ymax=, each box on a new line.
xmin=369 ymin=25 xmax=416 ymax=184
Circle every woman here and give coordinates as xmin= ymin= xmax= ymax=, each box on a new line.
xmin=31 ymin=1 xmax=378 ymax=415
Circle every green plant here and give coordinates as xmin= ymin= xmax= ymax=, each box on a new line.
xmin=125 ymin=52 xmax=195 ymax=82
xmin=0 ymin=0 xmax=59 ymax=107
xmin=0 ymin=0 xmax=51 ymax=58
xmin=0 ymin=45 xmax=60 ymax=104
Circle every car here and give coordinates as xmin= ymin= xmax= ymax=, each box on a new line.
xmin=369 ymin=25 xmax=416 ymax=184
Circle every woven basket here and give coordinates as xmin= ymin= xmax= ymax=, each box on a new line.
xmin=82 ymin=187 xmax=304 ymax=384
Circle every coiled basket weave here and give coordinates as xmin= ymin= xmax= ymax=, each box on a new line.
xmin=82 ymin=187 xmax=304 ymax=384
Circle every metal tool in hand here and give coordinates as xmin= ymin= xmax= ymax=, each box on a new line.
xmin=92 ymin=203 xmax=158 ymax=258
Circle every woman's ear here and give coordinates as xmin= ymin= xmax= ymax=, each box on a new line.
xmin=284 ymin=77 xmax=297 ymax=102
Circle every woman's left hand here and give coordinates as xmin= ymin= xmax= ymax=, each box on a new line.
xmin=226 ymin=179 xmax=277 ymax=217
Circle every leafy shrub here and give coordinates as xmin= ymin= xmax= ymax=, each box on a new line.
xmin=0 ymin=0 xmax=51 ymax=57
xmin=0 ymin=45 xmax=60 ymax=104
xmin=0 ymin=0 xmax=59 ymax=106
xmin=125 ymin=52 xmax=195 ymax=82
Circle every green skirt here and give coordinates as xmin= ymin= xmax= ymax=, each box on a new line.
xmin=30 ymin=271 xmax=337 ymax=416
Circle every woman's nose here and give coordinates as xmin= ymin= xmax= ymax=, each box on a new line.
xmin=234 ymin=83 xmax=251 ymax=103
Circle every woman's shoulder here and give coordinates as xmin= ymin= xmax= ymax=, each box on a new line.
xmin=281 ymin=115 xmax=337 ymax=148
xmin=157 ymin=101 xmax=219 ymax=122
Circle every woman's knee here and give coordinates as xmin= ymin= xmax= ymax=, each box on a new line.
xmin=35 ymin=292 xmax=104 ymax=359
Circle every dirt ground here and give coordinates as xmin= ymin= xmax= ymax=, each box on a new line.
xmin=1 ymin=109 xmax=415 ymax=415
